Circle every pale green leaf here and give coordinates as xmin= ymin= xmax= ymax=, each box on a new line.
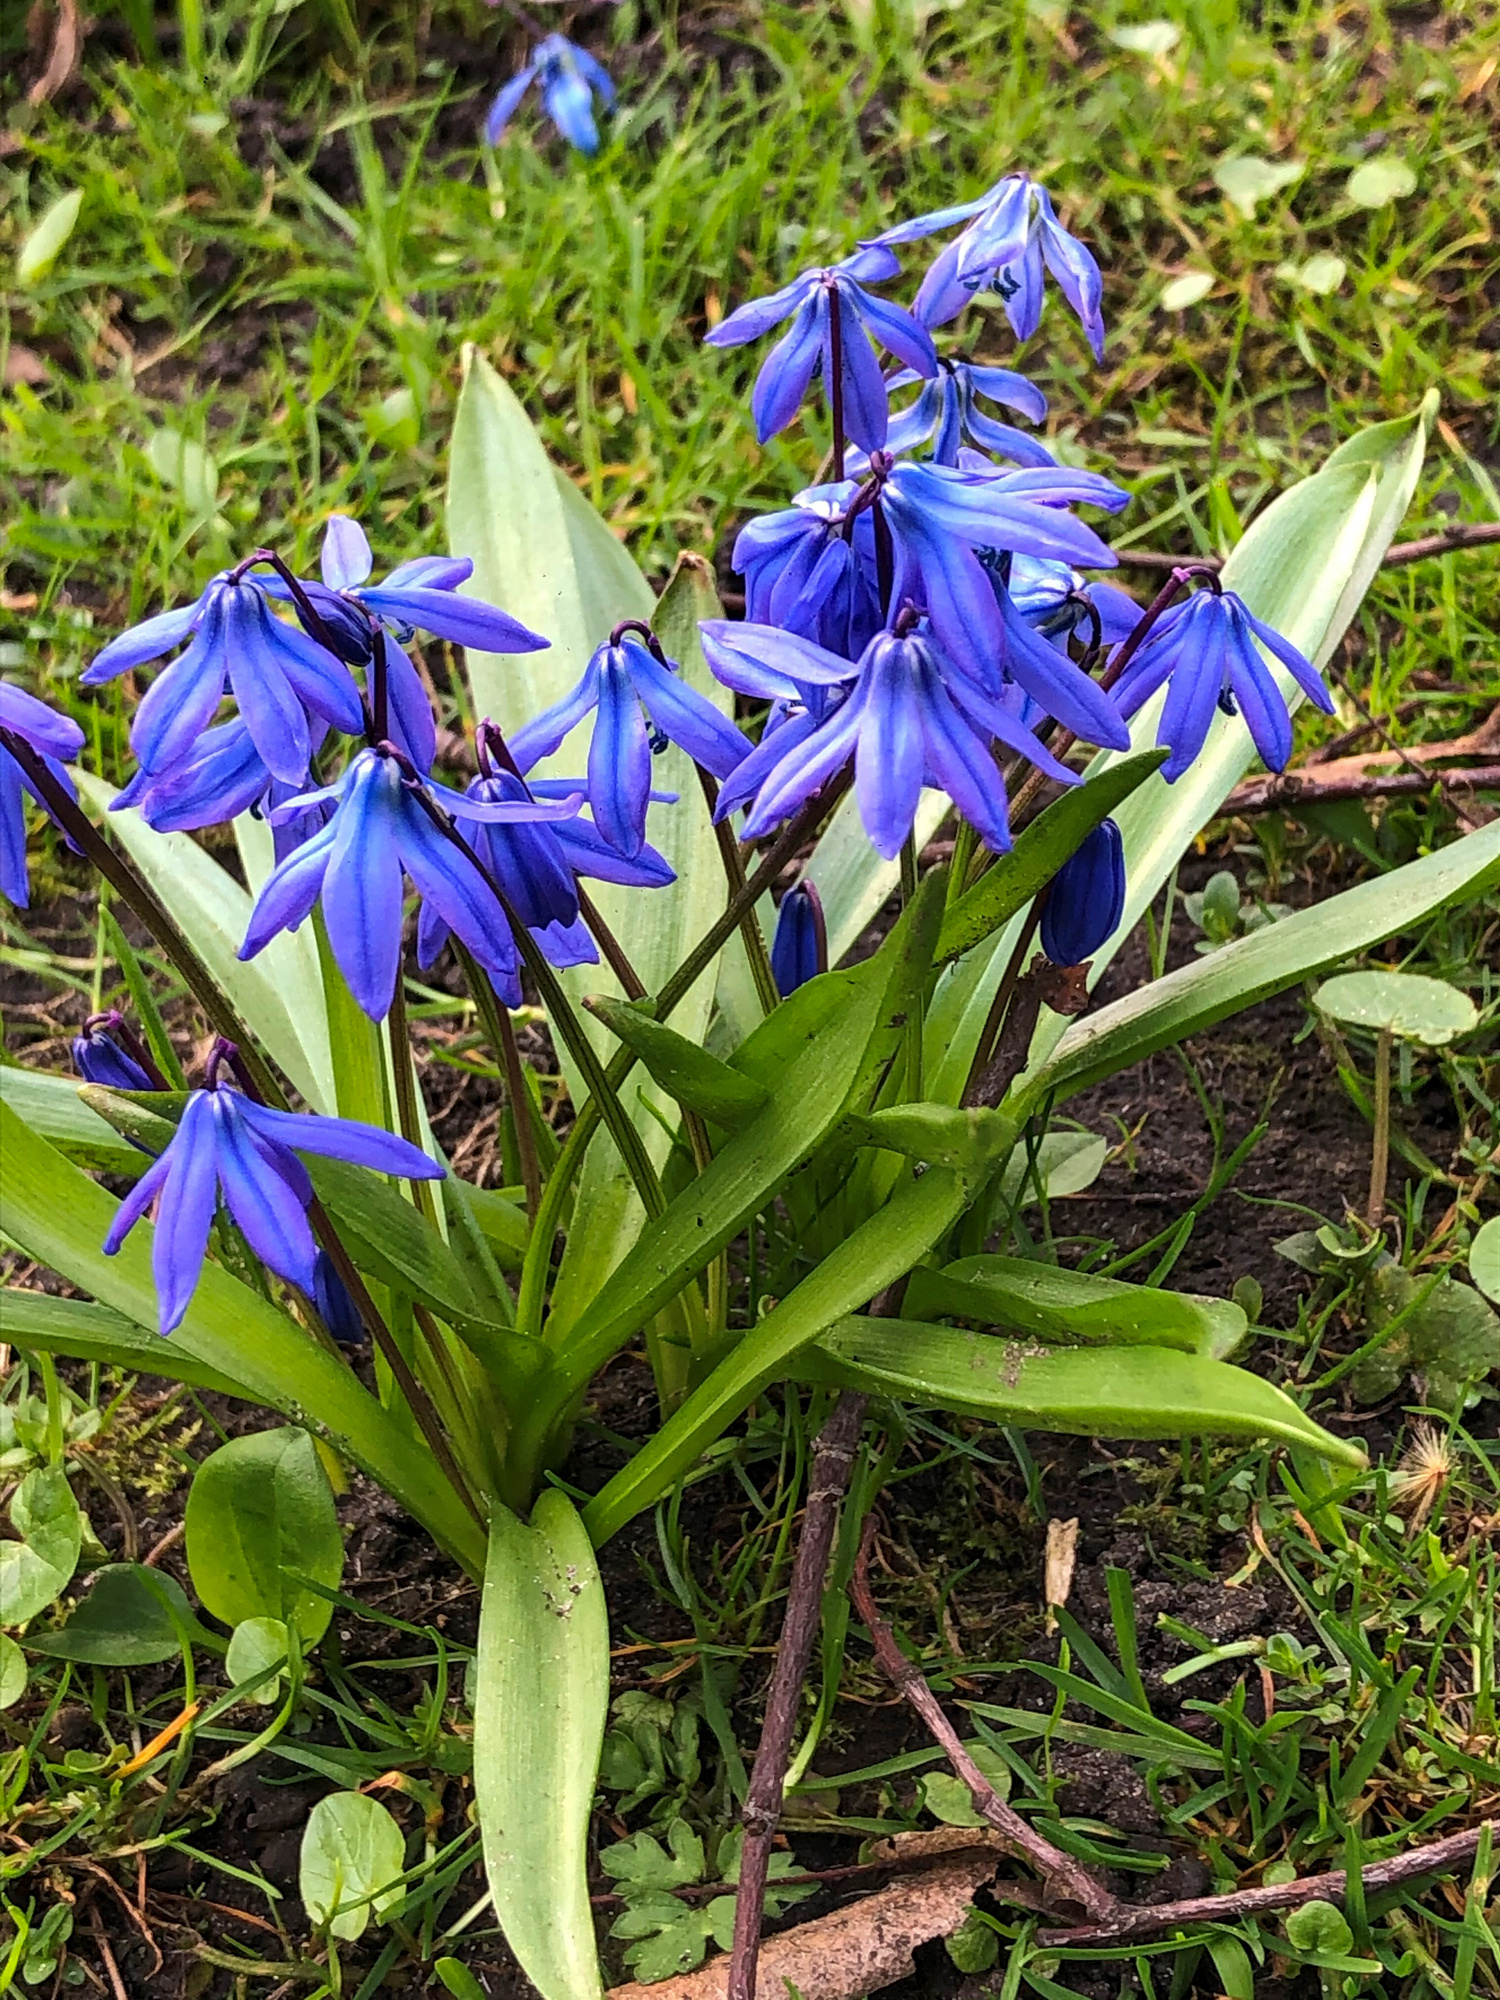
xmin=1214 ymin=154 xmax=1305 ymax=216
xmin=300 ymin=1791 xmax=407 ymax=1942
xmin=0 ymin=1635 xmax=26 ymax=1708
xmin=1346 ymin=158 xmax=1417 ymax=207
xmin=1160 ymin=271 xmax=1215 ymax=311
xmin=16 ymin=189 xmax=83 ymax=284
xmin=1470 ymin=1217 xmax=1500 ymax=1306
xmin=184 ymin=1428 xmax=344 ymax=1642
xmin=1108 ymin=20 xmax=1180 ymax=54
xmin=1314 ymin=969 xmax=1478 ymax=1046
xmin=227 ymin=1617 xmax=290 ymax=1704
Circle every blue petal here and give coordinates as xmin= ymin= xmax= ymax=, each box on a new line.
xmin=72 ymin=1029 xmax=154 ymax=1092
xmin=1036 ymin=190 xmax=1106 ymax=361
xmin=705 ymin=271 xmax=817 ymax=348
xmin=997 ymin=589 xmax=1130 ymax=748
xmin=543 ymin=68 xmax=600 ymax=152
xmin=240 ymin=819 xmax=336 ymax=958
xmin=964 ymin=409 xmax=1056 ymax=467
xmin=966 ymin=365 xmax=1049 ymax=424
xmin=83 ymin=598 xmax=204 ymax=682
xmin=552 ymin=820 xmax=675 ymax=888
xmin=396 ymin=794 xmax=521 ymax=994
xmin=916 ymin=663 xmax=1013 ymax=854
xmin=1041 ymin=819 xmax=1125 ymax=964
xmin=225 ymin=590 xmax=312 ymax=785
xmin=140 ymin=720 xmax=270 ymax=832
xmin=381 ymin=556 xmax=473 ymax=591
xmin=752 ymin=292 xmax=826 ymax=444
xmin=0 ymin=682 xmax=85 ymax=761
xmin=833 ymin=310 xmax=891 ymax=454
xmin=485 ymin=66 xmax=536 ymax=144
xmin=863 ymin=192 xmax=995 ymax=248
xmin=855 ymin=635 xmax=924 ymax=860
xmin=888 ymin=512 xmax=1004 ymax=684
xmin=846 ymin=285 xmax=938 ymax=378
xmin=533 ymin=915 xmax=597 ymax=968
xmin=321 ymin=754 xmax=407 ymax=1018
xmin=385 ymin=643 xmax=437 ymax=773
xmin=741 ymin=693 xmax=864 ymax=841
xmin=214 ymin=1097 xmax=318 ymax=1294
xmin=0 ymin=753 xmax=31 ymax=905
xmin=954 ymin=177 xmax=1033 ymax=287
xmin=1235 ymin=601 xmax=1334 ymax=712
xmin=589 ymin=653 xmax=653 ymax=856
xmin=236 ymin=1093 xmax=443 ymax=1179
xmin=509 ymin=661 xmax=601 ymax=771
xmin=130 ymin=608 xmax=230 ymax=776
xmin=700 ymin=619 xmax=855 ymax=700
xmin=912 ymin=236 xmax=977 ymax=329
xmin=770 ymin=882 xmax=825 ymax=996
xmin=1157 ymin=597 xmax=1226 ymax=782
xmin=715 ymin=705 xmax=821 ymax=821
xmin=357 ymin=585 xmax=549 ymax=655
xmin=621 ymin=640 xmax=748 ymax=780
xmin=102 ymin=1142 xmax=173 ymax=1255
xmin=1225 ymin=623 xmax=1293 ymax=772
xmin=321 ymin=515 xmax=373 ymax=592
xmin=570 ymin=43 xmax=616 ymax=106
xmin=150 ymin=1091 xmax=221 ymax=1333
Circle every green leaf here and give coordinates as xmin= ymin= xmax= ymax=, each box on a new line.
xmin=802 ymin=1319 xmax=1366 ymax=1464
xmin=227 ymin=1617 xmax=290 ymax=1704
xmin=582 ymin=1165 xmax=970 ymax=1546
xmin=1471 ymin=1217 xmax=1500 ymax=1306
xmin=1160 ymin=271 xmax=1216 ymax=311
xmin=0 ymin=1067 xmax=149 ymax=1177
xmin=1346 ymin=158 xmax=1417 ymax=207
xmin=599 ymin=1819 xmax=705 ymax=1890
xmin=25 ymin=1563 xmax=210 ymax=1664
xmin=996 ymin=1128 xmax=1108 ymax=1206
xmin=1286 ymin=1901 xmax=1353 ymax=1956
xmin=185 ymin=1428 xmax=344 ymax=1642
xmin=1214 ymin=153 xmax=1304 ymax=216
xmin=300 ymin=1791 xmax=407 ymax=1942
xmin=1352 ymin=1263 xmax=1500 ymax=1408
xmin=946 ymin=1907 xmax=1001 ymax=1975
xmin=434 ymin=1959 xmax=490 ymax=2000
xmin=583 ymin=996 xmax=771 ymax=1129
xmin=0 ymin=1468 xmax=82 ymax=1628
xmin=0 ymin=1634 xmax=27 ymax=1709
xmin=935 ymin=751 xmax=1168 ymax=963
xmin=0 ymin=1290 xmax=248 ymax=1396
xmin=0 ymin=1102 xmax=486 ymax=1577
xmin=848 ymin=1102 xmax=1018 ymax=1175
xmin=1022 ymin=820 xmax=1500 ymax=1108
xmin=16 ymin=188 xmax=83 ymax=284
xmin=922 ymin=1744 xmax=1010 ymax=1826
xmin=73 ymin=771 xmax=335 ymax=1111
xmin=904 ymin=1256 xmax=1247 ymax=1359
xmin=474 ymin=1490 xmax=609 ymax=2000
xmin=1314 ymin=969 xmax=1478 ymax=1046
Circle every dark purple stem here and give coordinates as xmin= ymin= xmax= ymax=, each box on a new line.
xmin=873 ymin=497 xmax=895 ymax=621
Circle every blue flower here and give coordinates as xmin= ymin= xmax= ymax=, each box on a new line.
xmin=102 ymin=1078 xmax=441 ymax=1334
xmin=877 ymin=359 xmax=1054 ymax=468
xmin=713 ymin=621 xmax=1078 ymax=861
xmin=266 ymin=516 xmax=551 ymax=774
xmin=240 ymin=746 xmax=582 ymax=1020
xmin=699 ymin=618 xmax=856 ymax=819
xmin=1041 ymin=819 xmax=1126 ymax=966
xmin=731 ymin=491 xmax=882 ymax=659
xmin=508 ymin=631 xmax=748 ymax=859
xmin=485 ymin=34 xmax=616 ymax=155
xmin=871 ymin=174 xmax=1106 ymax=357
xmin=0 ymin=680 xmax=84 ymax=908
xmin=770 ymin=880 xmax=827 ymax=996
xmin=72 ymin=1013 xmax=158 ymax=1093
xmin=1008 ymin=556 xmax=1142 ymax=650
xmin=1110 ymin=588 xmax=1333 ymax=782
xmin=113 ymin=717 xmax=334 ymax=863
xmin=416 ymin=733 xmax=675 ymax=976
xmin=704 ymin=248 xmax=938 ymax=451
xmin=82 ymin=572 xmax=364 ymax=786
xmin=313 ymin=1249 xmax=365 ymax=1348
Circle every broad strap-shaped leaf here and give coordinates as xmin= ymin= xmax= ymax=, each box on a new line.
xmin=845 ymin=1103 xmax=1019 ymax=1176
xmin=0 ymin=1102 xmax=486 ymax=1577
xmin=805 ymin=785 xmax=952 ymax=972
xmin=0 ymin=1290 xmax=248 ymax=1395
xmin=803 ymin=1317 xmax=1365 ymax=1465
xmin=474 ymin=1490 xmax=609 ymax=2000
xmin=582 ymin=1163 xmax=971 ymax=1546
xmin=72 ymin=770 xmax=336 ymax=1111
xmin=0 ymin=1067 xmax=148 ymax=1177
xmin=583 ymin=995 xmax=771 ymax=1130
xmin=905 ymin=1256 xmax=1246 ymax=1358
xmin=1021 ymin=817 xmax=1500 ymax=1107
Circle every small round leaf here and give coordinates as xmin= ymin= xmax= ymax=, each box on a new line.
xmin=226 ymin=1617 xmax=290 ymax=1705
xmin=1314 ymin=970 xmax=1478 ymax=1046
xmin=300 ymin=1791 xmax=407 ymax=1942
xmin=16 ymin=189 xmax=83 ymax=285
xmin=1470 ymin=1217 xmax=1500 ymax=1306
xmin=0 ymin=1634 xmax=28 ymax=1708
xmin=1286 ymin=1899 xmax=1353 ymax=1956
xmin=1161 ymin=271 xmax=1215 ymax=311
xmin=1346 ymin=158 xmax=1418 ymax=207
xmin=184 ymin=1428 xmax=343 ymax=1643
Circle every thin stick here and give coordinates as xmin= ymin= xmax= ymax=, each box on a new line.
xmin=698 ymin=768 xmax=779 ymax=1016
xmin=1227 ymin=761 xmax=1500 ymax=814
xmin=1037 ymin=1821 xmax=1495 ymax=1948
xmin=1108 ymin=522 xmax=1500 ymax=572
xmin=850 ymin=1520 xmax=1118 ymax=1921
xmin=1367 ymin=1027 xmax=1393 ymax=1228
xmin=727 ymin=1389 xmax=869 ymax=2000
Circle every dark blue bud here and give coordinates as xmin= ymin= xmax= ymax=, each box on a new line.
xmin=72 ymin=1021 xmax=157 ymax=1093
xmin=1041 ymin=818 xmax=1125 ymax=967
xmin=770 ymin=880 xmax=827 ymax=997
xmin=313 ymin=1249 xmax=365 ymax=1347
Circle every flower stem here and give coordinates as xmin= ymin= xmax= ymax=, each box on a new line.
xmin=873 ymin=496 xmax=895 ymax=619
xmin=456 ymin=941 xmax=545 ymax=1221
xmin=386 ymin=977 xmax=440 ymax=1228
xmin=371 ymin=626 xmax=391 ymax=747
xmin=696 ymin=768 xmax=779 ymax=1016
xmin=899 ymin=831 xmax=922 ymax=1101
xmin=1366 ymin=1026 xmax=1393 ymax=1228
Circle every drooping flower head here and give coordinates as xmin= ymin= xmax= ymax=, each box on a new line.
xmin=1041 ymin=819 xmax=1126 ymax=967
xmin=241 ymin=745 xmax=583 ymax=1019
xmin=81 ymin=572 xmax=364 ymax=787
xmin=1110 ymin=585 xmax=1333 ymax=782
xmin=102 ymin=1060 xmax=442 ymax=1333
xmin=704 ymin=248 xmax=938 ymax=452
xmin=509 ymin=624 xmax=747 ymax=859
xmin=484 ymin=34 xmax=616 ymax=155
xmin=868 ymin=358 xmax=1054 ymax=469
xmin=112 ymin=717 xmax=333 ymax=864
xmin=731 ymin=490 xmax=882 ymax=660
xmin=771 ymin=880 xmax=828 ymax=997
xmin=72 ymin=1011 xmax=162 ymax=1094
xmin=871 ymin=173 xmax=1106 ymax=357
xmin=0 ymin=680 xmax=85 ymax=909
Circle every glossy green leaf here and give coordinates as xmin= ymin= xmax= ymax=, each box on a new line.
xmin=935 ymin=750 xmax=1168 ymax=962
xmin=1314 ymin=969 xmax=1478 ymax=1046
xmin=456 ymin=1181 xmax=530 ymax=1272
xmin=300 ymin=1791 xmax=407 ymax=1942
xmin=1471 ymin=1217 xmax=1500 ymax=1307
xmin=584 ymin=995 xmax=771 ymax=1129
xmin=227 ymin=1617 xmax=290 ymax=1703
xmin=26 ymin=1563 xmax=210 ymax=1665
xmin=185 ymin=1428 xmax=344 ymax=1642
xmin=0 ymin=1467 xmax=82 ymax=1628
xmin=848 ymin=1103 xmax=1018 ymax=1175
xmin=474 ymin=1490 xmax=609 ymax=2000
xmin=996 ymin=1128 xmax=1107 ymax=1206
xmin=582 ymin=1164 xmax=970 ymax=1546
xmin=0 ymin=1103 xmax=485 ymax=1577
xmin=1022 ymin=819 xmax=1500 ymax=1107
xmin=904 ymin=1256 xmax=1247 ymax=1358
xmin=0 ymin=1067 xmax=148 ymax=1177
xmin=0 ymin=1290 xmax=248 ymax=1395
xmin=803 ymin=1318 xmax=1365 ymax=1464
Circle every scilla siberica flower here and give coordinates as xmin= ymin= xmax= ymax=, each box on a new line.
xmin=81 ymin=572 xmax=364 ymax=786
xmin=241 ymin=746 xmax=582 ymax=1019
xmin=509 ymin=628 xmax=747 ymax=859
xmin=72 ymin=1011 xmax=160 ymax=1093
xmin=698 ymin=619 xmax=855 ymax=822
xmin=104 ymin=1071 xmax=441 ymax=1334
xmin=485 ymin=34 xmax=615 ymax=156
xmin=872 ymin=174 xmax=1106 ymax=357
xmin=867 ymin=358 xmax=1055 ymax=469
xmin=709 ymin=619 xmax=1076 ymax=860
xmin=0 ymin=681 xmax=84 ymax=908
xmin=113 ymin=718 xmax=333 ymax=864
xmin=704 ymin=247 xmax=938 ymax=451
xmin=770 ymin=880 xmax=827 ymax=997
xmin=732 ymin=492 xmax=882 ymax=661
xmin=417 ymin=724 xmax=675 ymax=976
xmin=1041 ymin=819 xmax=1126 ymax=967
xmin=1110 ymin=586 xmax=1333 ymax=782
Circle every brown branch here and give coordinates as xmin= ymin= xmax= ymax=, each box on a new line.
xmin=1109 ymin=523 xmax=1500 ymax=574
xmin=849 ymin=1520 xmax=1118 ymax=1922
xmin=727 ymin=1389 xmax=869 ymax=2000
xmin=1225 ymin=761 xmax=1500 ymax=815
xmin=1037 ymin=1820 xmax=1495 ymax=1948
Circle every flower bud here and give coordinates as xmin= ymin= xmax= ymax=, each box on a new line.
xmin=1041 ymin=818 xmax=1125 ymax=967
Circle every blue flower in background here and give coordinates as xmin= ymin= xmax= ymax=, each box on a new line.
xmin=509 ymin=631 xmax=747 ymax=859
xmin=82 ymin=573 xmax=364 ymax=786
xmin=705 ymin=248 xmax=938 ymax=451
xmin=313 ymin=1249 xmax=365 ymax=1348
xmin=732 ymin=490 xmax=882 ymax=660
xmin=770 ymin=880 xmax=827 ymax=997
xmin=712 ymin=621 xmax=1077 ymax=860
xmin=1041 ymin=819 xmax=1126 ymax=967
xmin=1110 ymin=587 xmax=1332 ymax=781
xmin=0 ymin=680 xmax=84 ymax=909
xmin=1008 ymin=555 xmax=1141 ymax=651
xmin=241 ymin=746 xmax=582 ymax=1019
xmin=103 ymin=1078 xmax=441 ymax=1334
xmin=113 ymin=717 xmax=334 ymax=864
xmin=485 ymin=34 xmax=616 ymax=155
xmin=872 ymin=174 xmax=1106 ymax=357
xmin=875 ymin=359 xmax=1054 ymax=468
xmin=72 ymin=1012 xmax=159 ymax=1093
